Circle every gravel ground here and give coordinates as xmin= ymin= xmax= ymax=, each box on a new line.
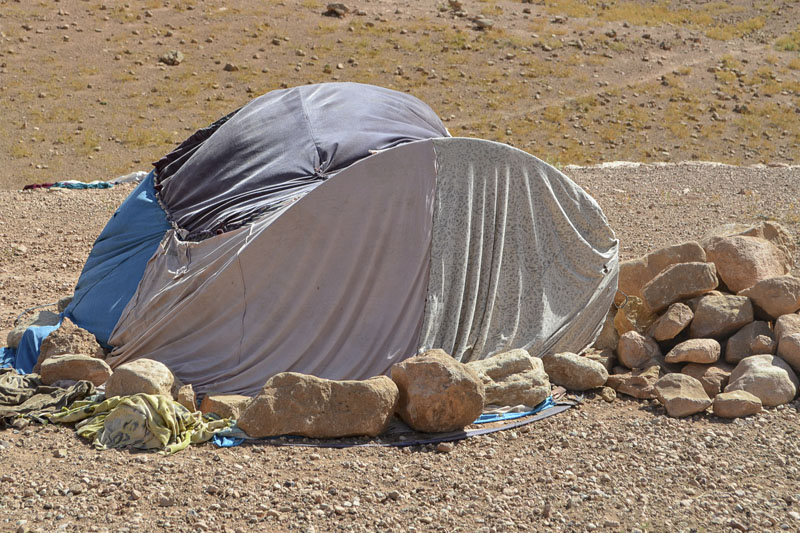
xmin=1 ymin=162 xmax=800 ymax=533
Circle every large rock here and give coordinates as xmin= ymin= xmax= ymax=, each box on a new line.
xmin=665 ymin=339 xmax=721 ymax=364
xmin=613 ymin=296 xmax=656 ymax=335
xmin=200 ymin=394 xmax=252 ymax=419
xmin=725 ymin=354 xmax=799 ymax=407
xmin=702 ymin=221 xmax=796 ymax=271
xmin=617 ymin=331 xmax=662 ymax=369
xmin=681 ymin=362 xmax=733 ymax=397
xmin=606 ymin=365 xmax=662 ymax=399
xmin=541 ymin=352 xmax=608 ymax=391
xmin=688 ymin=294 xmax=753 ymax=339
xmin=775 ymin=313 xmax=800 ymax=341
xmin=712 ymin=390 xmax=762 ymax=418
xmin=584 ymin=348 xmax=617 ymax=371
xmin=593 ymin=309 xmax=620 ymax=350
xmin=466 ymin=350 xmax=550 ymax=407
xmin=704 ymin=235 xmax=791 ymax=293
xmin=176 ymin=384 xmax=197 ymax=412
xmin=105 ymin=359 xmax=179 ymax=399
xmin=238 ymin=373 xmax=398 ymax=438
xmin=618 ymin=241 xmax=706 ymax=300
xmin=739 ymin=275 xmax=800 ymax=319
xmin=39 ymin=354 xmax=113 ymax=387
xmin=777 ymin=333 xmax=800 ymax=374
xmin=34 ymin=317 xmax=105 ymax=372
xmin=649 ymin=303 xmax=693 ymax=341
xmin=725 ymin=321 xmax=774 ymax=364
xmin=654 ymin=373 xmax=712 ymax=417
xmin=6 ymin=310 xmax=60 ymax=349
xmin=392 ymin=350 xmax=484 ymax=432
xmin=641 ymin=262 xmax=718 ymax=314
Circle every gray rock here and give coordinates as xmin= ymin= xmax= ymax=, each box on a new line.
xmin=725 ymin=321 xmax=774 ymax=364
xmin=704 ymin=235 xmax=791 ymax=293
xmin=649 ymin=302 xmax=693 ymax=341
xmin=6 ymin=310 xmax=60 ymax=349
xmin=739 ymin=275 xmax=800 ymax=318
xmin=665 ymin=339 xmax=721 ymax=364
xmin=466 ymin=350 xmax=550 ymax=407
xmin=541 ymin=352 xmax=608 ymax=391
xmin=712 ymin=390 xmax=762 ymax=418
xmin=777 ymin=333 xmax=800 ymax=374
xmin=105 ymin=359 xmax=178 ymax=399
xmin=392 ymin=349 xmax=484 ymax=432
xmin=238 ymin=373 xmax=398 ymax=438
xmin=39 ymin=354 xmax=112 ymax=387
xmin=159 ymin=50 xmax=184 ymax=66
xmin=725 ymin=354 xmax=799 ymax=407
xmin=641 ymin=262 xmax=718 ymax=313
xmin=617 ymin=331 xmax=662 ymax=369
xmin=654 ymin=373 xmax=712 ymax=417
xmin=681 ymin=362 xmax=733 ymax=397
xmin=689 ymin=294 xmax=754 ymax=339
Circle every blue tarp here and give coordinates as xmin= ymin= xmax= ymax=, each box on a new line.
xmin=12 ymin=322 xmax=62 ymax=373
xmin=64 ymin=171 xmax=171 ymax=346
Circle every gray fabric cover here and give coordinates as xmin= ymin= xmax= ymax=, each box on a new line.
xmin=418 ymin=138 xmax=619 ymax=361
xmin=107 ymin=141 xmax=438 ymax=397
xmin=154 ymin=82 xmax=448 ymax=240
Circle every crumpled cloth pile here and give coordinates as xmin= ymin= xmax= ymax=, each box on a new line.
xmin=0 ymin=368 xmax=95 ymax=424
xmin=48 ymin=393 xmax=230 ymax=454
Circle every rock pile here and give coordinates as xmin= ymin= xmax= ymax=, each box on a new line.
xmin=601 ymin=221 xmax=800 ymax=418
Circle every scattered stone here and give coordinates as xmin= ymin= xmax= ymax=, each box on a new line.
xmin=159 ymin=50 xmax=184 ymax=66
xmin=35 ymin=317 xmax=104 ymax=372
xmin=725 ymin=354 xmax=799 ymax=407
xmin=223 ymin=63 xmax=238 ymax=72
xmin=200 ymin=394 xmax=251 ymax=419
xmin=665 ymin=339 xmax=721 ymax=364
xmin=713 ymin=390 xmax=762 ymax=418
xmin=617 ymin=331 xmax=662 ymax=369
xmin=105 ymin=359 xmax=179 ymax=399
xmin=466 ymin=349 xmax=550 ymax=407
xmin=6 ymin=310 xmax=60 ymax=349
xmin=238 ymin=373 xmax=398 ymax=438
xmin=704 ymin=235 xmax=791 ymax=293
xmin=436 ymin=442 xmax=455 ymax=453
xmin=689 ymin=294 xmax=753 ymax=339
xmin=654 ymin=373 xmax=712 ymax=417
xmin=725 ymin=321 xmax=774 ymax=364
xmin=681 ymin=362 xmax=733 ymax=397
xmin=40 ymin=354 xmax=112 ymax=386
xmin=649 ymin=302 xmax=693 ymax=341
xmin=541 ymin=352 xmax=608 ymax=391
xmin=473 ymin=17 xmax=495 ymax=30
xmin=392 ymin=350 xmax=484 ymax=433
xmin=599 ymin=386 xmax=616 ymax=402
xmin=176 ymin=384 xmax=197 ymax=412
xmin=641 ymin=262 xmax=718 ymax=313
xmin=739 ymin=275 xmax=800 ymax=318
xmin=606 ymin=365 xmax=662 ymax=399
xmin=324 ymin=3 xmax=349 ymax=17
xmin=618 ymin=241 xmax=706 ymax=300
xmin=777 ymin=333 xmax=800 ymax=373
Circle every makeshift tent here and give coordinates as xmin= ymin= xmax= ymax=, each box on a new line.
xmin=38 ymin=82 xmax=616 ymax=397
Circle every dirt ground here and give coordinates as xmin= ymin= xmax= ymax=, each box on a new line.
xmin=2 ymin=1 xmax=800 ymax=532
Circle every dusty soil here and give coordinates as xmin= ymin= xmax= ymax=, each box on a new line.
xmin=2 ymin=1 xmax=800 ymax=532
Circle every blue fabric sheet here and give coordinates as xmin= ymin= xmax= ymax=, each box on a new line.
xmin=0 ymin=347 xmax=18 ymax=370
xmin=9 ymin=322 xmax=62 ymax=374
xmin=64 ymin=171 xmax=171 ymax=346
xmin=474 ymin=396 xmax=555 ymax=424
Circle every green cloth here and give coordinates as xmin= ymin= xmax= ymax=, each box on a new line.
xmin=0 ymin=368 xmax=95 ymax=418
xmin=49 ymin=394 xmax=230 ymax=454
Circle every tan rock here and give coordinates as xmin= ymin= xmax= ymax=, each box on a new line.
xmin=105 ymin=358 xmax=177 ymax=399
xmin=641 ymin=262 xmax=718 ymax=313
xmin=649 ymin=302 xmax=693 ymax=341
xmin=599 ymin=386 xmax=616 ymax=402
xmin=177 ymin=384 xmax=197 ymax=412
xmin=39 ymin=354 xmax=112 ymax=387
xmin=584 ymin=348 xmax=617 ymax=371
xmin=777 ymin=333 xmax=800 ymax=374
xmin=725 ymin=321 xmax=774 ymax=364
xmin=541 ymin=352 xmax=608 ymax=391
xmin=738 ymin=275 xmax=800 ymax=319
xmin=681 ymin=362 xmax=733 ymax=397
xmin=613 ymin=296 xmax=656 ymax=335
xmin=200 ymin=394 xmax=251 ymax=419
xmin=34 ymin=317 xmax=104 ymax=373
xmin=606 ymin=365 xmax=662 ymax=399
xmin=725 ymin=354 xmax=799 ymax=407
xmin=617 ymin=331 xmax=662 ymax=369
xmin=392 ymin=349 xmax=484 ymax=432
xmin=618 ymin=241 xmax=706 ymax=300
xmin=238 ymin=373 xmax=398 ymax=438
xmin=654 ymin=373 xmax=712 ymax=417
xmin=688 ymin=294 xmax=753 ymax=339
xmin=775 ymin=313 xmax=800 ymax=341
xmin=702 ymin=221 xmax=796 ymax=271
xmin=593 ymin=309 xmax=620 ymax=350
xmin=665 ymin=339 xmax=721 ymax=364
xmin=6 ymin=310 xmax=60 ymax=349
xmin=467 ymin=351 xmax=549 ymax=407
xmin=750 ymin=334 xmax=777 ymax=355
xmin=704 ymin=235 xmax=790 ymax=293
xmin=712 ymin=390 xmax=762 ymax=418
